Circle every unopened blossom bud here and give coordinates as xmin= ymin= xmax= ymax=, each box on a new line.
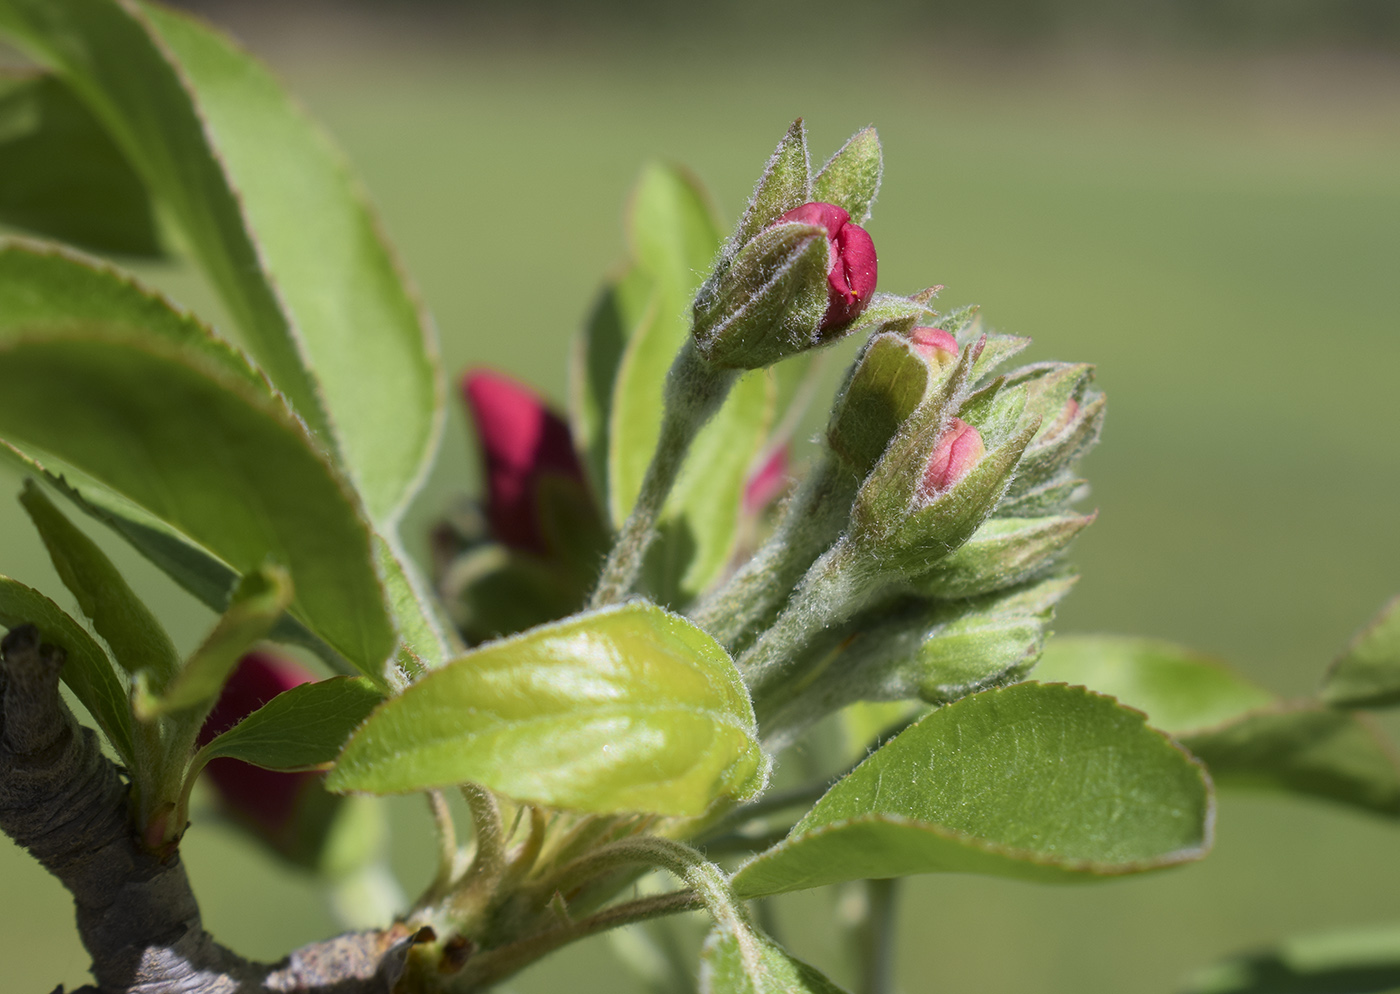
xmin=463 ymin=370 xmax=589 ymax=556
xmin=908 ymin=326 xmax=959 ymax=368
xmin=777 ymin=202 xmax=877 ymax=329
xmin=922 ymin=419 xmax=985 ymax=496
xmin=198 ymin=652 xmax=316 ymax=840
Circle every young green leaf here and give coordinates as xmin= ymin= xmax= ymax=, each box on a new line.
xmin=135 ymin=565 xmax=293 ymax=719
xmin=19 ymin=479 xmax=181 ymax=688
xmin=328 ymin=602 xmax=768 ymax=817
xmin=1321 ymin=594 xmax=1400 ymax=709
xmin=700 ymin=927 xmax=850 ymax=994
xmin=1185 ymin=920 xmax=1400 ymax=994
xmin=0 ymin=576 xmax=133 ymax=764
xmin=1036 ymin=636 xmax=1400 ymax=816
xmin=0 ymin=72 xmax=160 ymax=256
xmin=731 ymin=682 xmax=1213 ymax=898
xmin=0 ymin=334 xmax=395 ymax=680
xmin=197 ymin=676 xmax=383 ymax=771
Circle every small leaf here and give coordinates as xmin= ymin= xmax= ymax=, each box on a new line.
xmin=1322 ymin=594 xmax=1400 ymax=709
xmin=0 ymin=72 xmax=160 ymax=256
xmin=0 ymin=576 xmax=133 ymax=764
xmin=328 ymin=602 xmax=767 ymax=817
xmin=731 ymin=682 xmax=1212 ymax=898
xmin=1180 ymin=704 xmax=1400 ymax=818
xmin=19 ymin=479 xmax=180 ymax=687
xmin=700 ymin=926 xmax=850 ymax=994
xmin=135 ymin=565 xmax=293 ymax=719
xmin=199 ymin=676 xmax=383 ymax=771
xmin=811 ymin=126 xmax=882 ymax=225
xmin=1186 ymin=920 xmax=1400 ymax=994
xmin=0 ymin=334 xmax=395 ymax=679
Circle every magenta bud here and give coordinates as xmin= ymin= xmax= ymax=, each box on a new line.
xmin=922 ymin=419 xmax=986 ymax=497
xmin=744 ymin=445 xmax=791 ymax=516
xmin=907 ymin=326 xmax=959 ymax=367
xmin=197 ymin=652 xmax=316 ymax=837
xmin=462 ymin=370 xmax=587 ymax=555
xmin=778 ymin=202 xmax=877 ymax=329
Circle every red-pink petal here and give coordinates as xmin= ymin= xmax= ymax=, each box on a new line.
xmin=744 ymin=446 xmax=791 ymax=515
xmin=777 ymin=202 xmax=877 ymax=330
xmin=908 ymin=327 xmax=959 ymax=365
xmin=922 ymin=419 xmax=985 ymax=496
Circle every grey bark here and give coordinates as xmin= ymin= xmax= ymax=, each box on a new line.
xmin=0 ymin=624 xmax=422 ymax=994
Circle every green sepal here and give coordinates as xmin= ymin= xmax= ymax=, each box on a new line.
xmin=692 ymin=221 xmax=830 ymax=370
xmin=1007 ymin=391 xmax=1106 ymax=497
xmin=730 ymin=119 xmax=810 ymax=252
xmin=911 ymin=514 xmax=1095 ymax=599
xmin=699 ymin=926 xmax=850 ymax=994
xmin=811 ymin=126 xmax=882 ymax=225
xmin=1013 ymin=362 xmax=1095 ymax=444
xmin=0 ymin=577 xmax=134 ymax=765
xmin=328 ymin=602 xmax=768 ymax=817
xmin=1321 ymin=594 xmax=1400 ymax=709
xmin=134 ymin=564 xmax=293 ymax=719
xmin=732 ymin=681 xmax=1214 ymax=898
xmin=826 ymin=333 xmax=930 ymax=480
xmin=995 ymin=476 xmax=1089 ymax=518
xmin=969 ymin=330 xmax=1033 ymax=383
xmin=0 ymin=72 xmax=161 ymax=256
xmin=18 ymin=478 xmax=181 ymax=688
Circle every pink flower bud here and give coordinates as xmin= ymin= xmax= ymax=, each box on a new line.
xmin=743 ymin=445 xmax=791 ymax=516
xmin=908 ymin=326 xmax=959 ymax=367
xmin=462 ymin=370 xmax=587 ymax=555
xmin=778 ymin=202 xmax=877 ymax=329
xmin=197 ymin=652 xmax=316 ymax=838
xmin=1045 ymin=398 xmax=1080 ymax=441
xmin=922 ymin=419 xmax=985 ymax=496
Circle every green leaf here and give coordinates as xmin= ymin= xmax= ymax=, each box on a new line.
xmin=328 ymin=602 xmax=768 ymax=817
xmin=811 ymin=126 xmax=882 ymax=225
xmin=0 ymin=0 xmax=442 ymax=524
xmin=700 ymin=927 xmax=850 ymax=994
xmin=1322 ymin=594 xmax=1400 ymax=708
xmin=198 ymin=676 xmax=383 ymax=771
xmin=1180 ymin=704 xmax=1400 ymax=817
xmin=19 ymin=478 xmax=180 ymax=687
xmin=135 ymin=564 xmax=292 ymax=719
xmin=1185 ymin=921 xmax=1400 ymax=994
xmin=0 ymin=333 xmax=395 ymax=680
xmin=0 ymin=439 xmax=350 ymax=673
xmin=1034 ymin=636 xmax=1275 ymax=736
xmin=0 ymin=71 xmax=160 ymax=256
xmin=1035 ymin=636 xmax=1400 ymax=816
xmin=139 ymin=4 xmax=442 ymax=524
xmin=375 ymin=535 xmax=451 ymax=672
xmin=731 ymin=682 xmax=1212 ymax=898
xmin=0 ymin=576 xmax=134 ymax=764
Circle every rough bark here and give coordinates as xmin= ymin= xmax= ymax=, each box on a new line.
xmin=0 ymin=624 xmax=422 ymax=994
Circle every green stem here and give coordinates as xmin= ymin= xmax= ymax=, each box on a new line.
xmin=450 ymin=783 xmax=508 ymax=923
xmin=590 ymin=340 xmax=737 ymax=608
xmin=425 ymin=790 xmax=460 ymax=900
xmin=853 ymin=878 xmax=900 ymax=994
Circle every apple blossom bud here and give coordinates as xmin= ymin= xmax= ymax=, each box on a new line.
xmin=922 ymin=419 xmax=985 ymax=496
xmin=197 ymin=652 xmax=315 ymax=838
xmin=908 ymin=326 xmax=959 ymax=368
xmin=777 ymin=202 xmax=877 ymax=329
xmin=463 ymin=370 xmax=587 ymax=555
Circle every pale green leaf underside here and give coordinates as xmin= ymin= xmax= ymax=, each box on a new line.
xmin=329 ymin=602 xmax=766 ymax=817
xmin=732 ymin=682 xmax=1212 ymax=898
xmin=0 ymin=334 xmax=395 ymax=680
xmin=200 ymin=675 xmax=383 ymax=771
xmin=0 ymin=576 xmax=134 ymax=764
xmin=700 ymin=928 xmax=850 ymax=994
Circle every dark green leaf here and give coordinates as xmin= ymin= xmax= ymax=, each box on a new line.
xmin=199 ymin=676 xmax=383 ymax=771
xmin=0 ymin=576 xmax=133 ymax=763
xmin=19 ymin=479 xmax=180 ymax=686
xmin=699 ymin=927 xmax=850 ymax=994
xmin=1186 ymin=921 xmax=1400 ymax=994
xmin=0 ymin=334 xmax=395 ymax=680
xmin=0 ymin=72 xmax=160 ymax=256
xmin=731 ymin=682 xmax=1212 ymax=898
xmin=1322 ymin=594 xmax=1400 ymax=709
xmin=328 ymin=602 xmax=767 ymax=817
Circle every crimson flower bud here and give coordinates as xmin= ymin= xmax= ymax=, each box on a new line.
xmin=197 ymin=652 xmax=316 ymax=839
xmin=744 ymin=445 xmax=791 ymax=516
xmin=908 ymin=326 xmax=959 ymax=368
xmin=777 ymin=202 xmax=877 ymax=329
xmin=922 ymin=419 xmax=985 ymax=496
xmin=463 ymin=369 xmax=587 ymax=555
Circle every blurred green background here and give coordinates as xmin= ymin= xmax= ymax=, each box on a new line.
xmin=1 ymin=2 xmax=1398 ymax=991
